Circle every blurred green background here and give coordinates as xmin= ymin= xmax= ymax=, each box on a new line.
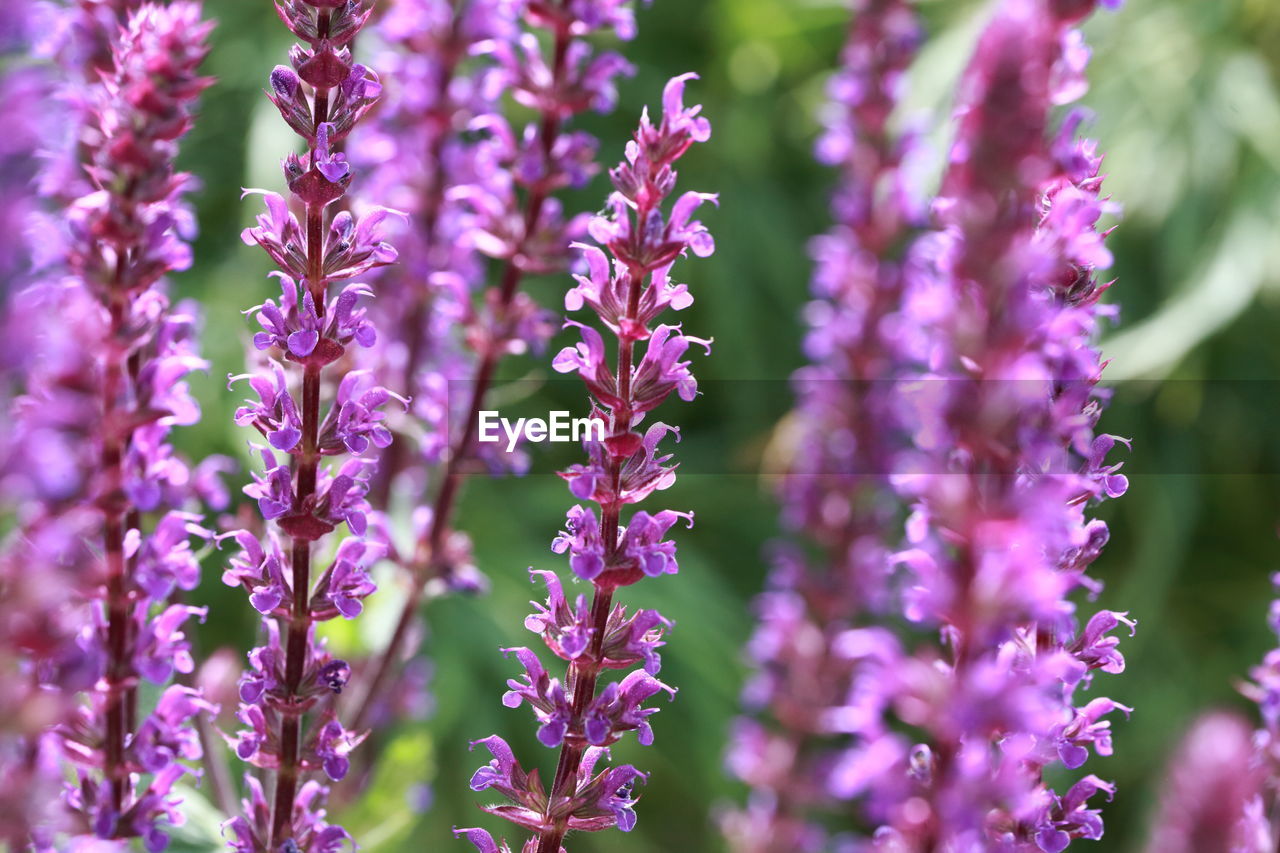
xmin=167 ymin=0 xmax=1280 ymax=849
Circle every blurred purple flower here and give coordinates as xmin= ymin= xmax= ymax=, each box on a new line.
xmin=1144 ymin=712 xmax=1263 ymax=853
xmin=0 ymin=3 xmax=220 ymax=848
xmin=726 ymin=0 xmax=1131 ymax=850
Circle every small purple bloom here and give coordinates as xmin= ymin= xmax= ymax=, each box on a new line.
xmin=314 ymin=122 xmax=351 ymax=183
xmin=552 ymin=504 xmax=606 ymax=581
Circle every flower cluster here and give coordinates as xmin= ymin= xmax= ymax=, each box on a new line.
xmin=722 ymin=1 xmax=922 ymax=848
xmin=343 ymin=0 xmax=651 ymax=740
xmin=879 ymin=1 xmax=1132 ymax=848
xmin=353 ymin=0 xmax=519 ymax=485
xmin=0 ymin=3 xmax=219 ymax=849
xmin=0 ymin=4 xmax=98 ymax=826
xmin=1144 ymin=711 xmax=1265 ymax=852
xmin=1214 ymin=572 xmax=1280 ymax=851
xmin=456 ymin=73 xmax=714 ymax=853
xmin=727 ymin=0 xmax=1133 ymax=849
xmin=222 ymin=0 xmax=402 ymax=850
xmin=60 ymin=5 xmax=218 ymax=844
xmin=334 ymin=0 xmax=526 ymax=739
xmin=0 ymin=1 xmax=1175 ymax=850
xmin=1178 ymin=547 xmax=1280 ymax=851
xmin=0 ymin=11 xmax=52 ymax=356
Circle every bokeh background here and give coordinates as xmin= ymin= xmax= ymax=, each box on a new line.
xmin=162 ymin=0 xmax=1280 ymax=849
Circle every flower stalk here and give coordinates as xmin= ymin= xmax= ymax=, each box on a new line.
xmin=455 ymin=72 xmax=715 ymax=853
xmin=723 ymin=0 xmax=921 ymax=847
xmin=728 ymin=0 xmax=1132 ymax=849
xmin=878 ymin=1 xmax=1133 ymax=848
xmin=224 ymin=0 xmax=403 ymax=848
xmin=0 ymin=2 xmax=220 ymax=847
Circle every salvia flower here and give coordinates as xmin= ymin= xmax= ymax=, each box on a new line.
xmin=723 ymin=1 xmax=922 ymax=847
xmin=726 ymin=0 xmax=1132 ymax=850
xmin=223 ymin=776 xmax=349 ymax=853
xmin=875 ymin=0 xmax=1132 ymax=849
xmin=1229 ymin=573 xmax=1280 ymax=851
xmin=224 ymin=0 xmax=401 ymax=848
xmin=0 ymin=3 xmax=218 ymax=848
xmin=1143 ymin=712 xmax=1264 ymax=853
xmin=525 ymin=569 xmax=670 ymax=672
xmin=457 ymin=73 xmax=713 ymax=853
xmin=0 ymin=6 xmax=57 ymax=375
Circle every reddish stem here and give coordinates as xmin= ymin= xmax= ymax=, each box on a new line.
xmin=270 ymin=19 xmax=332 ymax=835
xmin=534 ymin=217 xmax=654 ymax=853
xmin=102 ymin=258 xmax=133 ymax=823
xmin=536 ymin=585 xmax=614 ymax=853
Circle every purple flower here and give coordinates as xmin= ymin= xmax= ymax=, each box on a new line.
xmin=558 ymin=423 xmax=682 ymax=509
xmin=134 ymin=604 xmax=207 ymax=684
xmin=223 ymin=775 xmax=350 ymax=853
xmin=241 ymin=194 xmax=402 ymax=283
xmin=313 ymin=122 xmax=350 ymax=183
xmin=311 ymin=458 xmax=375 ymax=536
xmin=1144 ymin=712 xmax=1266 ymax=853
xmin=249 ymin=274 xmax=378 ymax=362
xmin=525 ymin=570 xmax=672 ymax=675
xmin=552 ymin=322 xmax=613 ymax=391
xmin=132 ymin=512 xmax=209 ymax=600
xmin=231 ymin=362 xmax=304 ymax=451
xmin=466 ymin=735 xmax=544 ymax=824
xmin=1066 ymin=610 xmax=1136 ymax=682
xmin=240 ymin=190 xmax=306 ymax=276
xmin=1035 ymin=776 xmax=1114 ymax=853
xmin=330 ymin=370 xmax=408 ymax=455
xmin=132 ymin=686 xmax=216 ymax=773
xmin=1225 ymin=573 xmax=1280 ymax=849
xmin=525 ymin=569 xmax=595 ymax=660
xmin=581 ymin=670 xmax=675 ymax=746
xmin=586 ymin=191 xmax=719 ymax=273
xmin=312 ymin=719 xmax=359 ymax=781
xmin=221 ymin=529 xmax=290 ymax=615
xmin=594 ymin=765 xmax=646 ymax=832
xmin=1049 ymin=697 xmax=1132 ymax=769
xmin=228 ymin=0 xmax=395 ymax=845
xmin=658 ymin=73 xmax=712 ymax=145
xmin=242 ymin=449 xmax=294 ymax=521
xmin=2 ymin=2 xmax=219 ymax=847
xmin=725 ymin=1 xmax=1129 ymax=850
xmin=466 ymin=74 xmax=713 ymax=851
xmin=312 ymin=539 xmax=382 ymax=620
xmin=551 ymin=504 xmax=606 ymax=581
xmin=626 ymin=325 xmax=712 ymax=411
xmin=607 ymin=609 xmax=671 ymax=675
xmin=317 ymin=660 xmax=352 ymax=695
xmin=237 ymin=621 xmax=284 ymax=699
xmin=340 ymin=0 xmax=659 ymax=750
xmin=452 ymin=827 xmax=510 ymax=853
xmin=564 ymin=246 xmax=693 ymax=335
xmin=617 ymin=509 xmax=694 ymax=578
xmin=501 ymin=647 xmax=574 ymax=748
xmin=876 ymin=1 xmax=1130 ymax=848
